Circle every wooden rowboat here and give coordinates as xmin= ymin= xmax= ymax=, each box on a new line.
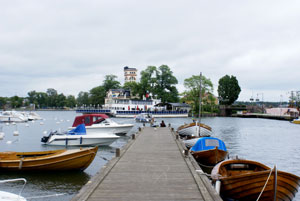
xmin=177 ymin=122 xmax=212 ymax=137
xmin=190 ymin=137 xmax=228 ymax=173
xmin=211 ymin=159 xmax=300 ymax=201
xmin=0 ymin=146 xmax=98 ymax=171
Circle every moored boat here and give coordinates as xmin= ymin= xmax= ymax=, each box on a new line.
xmin=0 ymin=111 xmax=28 ymax=123
xmin=41 ymin=124 xmax=119 ymax=146
xmin=211 ymin=159 xmax=300 ymax=201
xmin=190 ymin=137 xmax=228 ymax=166
xmin=177 ymin=122 xmax=212 ymax=137
xmin=0 ymin=146 xmax=98 ymax=171
xmin=135 ymin=113 xmax=152 ymax=123
xmin=71 ymin=114 xmax=134 ymax=135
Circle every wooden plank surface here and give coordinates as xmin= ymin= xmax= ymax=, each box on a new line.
xmin=72 ymin=127 xmax=222 ymax=201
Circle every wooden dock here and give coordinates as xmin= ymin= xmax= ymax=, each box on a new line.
xmin=71 ymin=127 xmax=222 ymax=201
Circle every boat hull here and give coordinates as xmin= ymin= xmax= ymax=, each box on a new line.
xmin=177 ymin=122 xmax=212 ymax=137
xmin=0 ymin=147 xmax=98 ymax=171
xmin=191 ymin=148 xmax=228 ymax=166
xmin=69 ymin=124 xmax=133 ymax=135
xmin=211 ymin=159 xmax=300 ymax=201
xmin=46 ymin=135 xmax=119 ymax=146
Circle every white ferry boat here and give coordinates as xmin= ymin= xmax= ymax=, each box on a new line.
xmin=76 ymin=89 xmax=190 ymax=118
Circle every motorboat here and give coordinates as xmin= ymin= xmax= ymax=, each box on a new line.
xmin=41 ymin=124 xmax=119 ymax=146
xmin=190 ymin=137 xmax=228 ymax=166
xmin=21 ymin=112 xmax=42 ymax=121
xmin=292 ymin=118 xmax=300 ymax=124
xmin=0 ymin=178 xmax=27 ymax=201
xmin=0 ymin=111 xmax=28 ymax=123
xmin=135 ymin=113 xmax=152 ymax=123
xmin=177 ymin=122 xmax=212 ymax=138
xmin=0 ymin=146 xmax=98 ymax=171
xmin=71 ymin=114 xmax=134 ymax=135
xmin=211 ymin=159 xmax=300 ymax=201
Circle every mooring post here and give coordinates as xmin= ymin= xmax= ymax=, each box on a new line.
xmin=116 ymin=148 xmax=120 ymax=157
xmin=184 ymin=149 xmax=189 ymax=157
xmin=132 ymin=134 xmax=136 ymax=140
xmin=168 ymin=123 xmax=171 ymax=127
xmin=138 ymin=127 xmax=141 ymax=132
xmin=171 ymin=127 xmax=174 ymax=132
xmin=176 ymin=134 xmax=179 ymax=140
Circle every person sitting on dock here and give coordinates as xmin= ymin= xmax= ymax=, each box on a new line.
xmin=160 ymin=120 xmax=166 ymax=127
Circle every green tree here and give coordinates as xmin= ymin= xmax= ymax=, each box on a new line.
xmin=89 ymin=86 xmax=106 ymax=106
xmin=10 ymin=96 xmax=24 ymax=108
xmin=103 ymin=75 xmax=121 ymax=92
xmin=218 ymin=75 xmax=241 ymax=105
xmin=65 ymin=95 xmax=76 ymax=108
xmin=156 ymin=65 xmax=179 ymax=103
xmin=139 ymin=66 xmax=158 ymax=99
xmin=0 ymin=97 xmax=7 ymax=109
xmin=123 ymin=81 xmax=140 ymax=97
xmin=77 ymin=91 xmax=90 ymax=106
xmin=46 ymin=88 xmax=58 ymax=107
xmin=182 ymin=74 xmax=214 ymax=115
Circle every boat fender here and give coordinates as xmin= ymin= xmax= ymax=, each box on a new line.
xmin=80 ymin=137 xmax=83 ymax=145
xmin=215 ymin=180 xmax=221 ymax=194
xmin=19 ymin=158 xmax=24 ymax=170
xmin=65 ymin=138 xmax=68 ymax=146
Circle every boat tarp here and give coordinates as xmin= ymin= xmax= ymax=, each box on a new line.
xmin=68 ymin=124 xmax=86 ymax=135
xmin=190 ymin=137 xmax=227 ymax=152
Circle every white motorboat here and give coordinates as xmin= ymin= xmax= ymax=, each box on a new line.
xmin=41 ymin=124 xmax=119 ymax=146
xmin=135 ymin=113 xmax=152 ymax=123
xmin=21 ymin=112 xmax=42 ymax=121
xmin=0 ymin=178 xmax=27 ymax=201
xmin=70 ymin=114 xmax=134 ymax=135
xmin=0 ymin=111 xmax=28 ymax=123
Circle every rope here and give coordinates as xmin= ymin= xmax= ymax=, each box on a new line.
xmin=256 ymin=168 xmax=274 ymax=201
xmin=196 ymin=161 xmax=216 ymax=168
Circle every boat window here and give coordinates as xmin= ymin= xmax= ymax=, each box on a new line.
xmin=85 ymin=117 xmax=90 ymax=124
xmin=205 ymin=139 xmax=219 ymax=147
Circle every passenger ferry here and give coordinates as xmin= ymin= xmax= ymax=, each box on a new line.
xmin=76 ymin=89 xmax=190 ymax=118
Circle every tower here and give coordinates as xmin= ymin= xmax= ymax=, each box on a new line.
xmin=124 ymin=66 xmax=137 ymax=83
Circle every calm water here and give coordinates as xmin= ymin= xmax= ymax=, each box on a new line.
xmin=1 ymin=111 xmax=300 ymax=200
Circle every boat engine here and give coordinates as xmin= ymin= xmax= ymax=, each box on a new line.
xmin=41 ymin=131 xmax=56 ymax=143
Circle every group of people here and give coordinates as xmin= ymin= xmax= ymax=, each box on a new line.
xmin=150 ymin=117 xmax=166 ymax=127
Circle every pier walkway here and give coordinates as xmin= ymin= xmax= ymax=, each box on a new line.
xmin=72 ymin=127 xmax=222 ymax=201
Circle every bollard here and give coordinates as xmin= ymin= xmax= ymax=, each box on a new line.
xmin=116 ymin=148 xmax=121 ymax=157
xmin=138 ymin=127 xmax=142 ymax=132
xmin=143 ymin=123 xmax=145 ymax=127
xmin=132 ymin=134 xmax=136 ymax=140
xmin=168 ymin=123 xmax=171 ymax=127
xmin=176 ymin=134 xmax=179 ymax=140
xmin=171 ymin=127 xmax=174 ymax=132
xmin=184 ymin=149 xmax=189 ymax=157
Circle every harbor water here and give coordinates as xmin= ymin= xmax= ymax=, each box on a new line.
xmin=1 ymin=111 xmax=300 ymax=200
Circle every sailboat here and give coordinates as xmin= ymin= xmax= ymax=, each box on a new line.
xmin=179 ymin=73 xmax=212 ymax=148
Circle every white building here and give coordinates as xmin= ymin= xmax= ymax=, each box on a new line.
xmin=124 ymin=66 xmax=137 ymax=83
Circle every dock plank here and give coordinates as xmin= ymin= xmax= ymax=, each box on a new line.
xmin=72 ymin=127 xmax=222 ymax=201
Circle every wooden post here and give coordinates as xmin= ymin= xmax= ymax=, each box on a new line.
xmin=143 ymin=123 xmax=145 ymax=127
xmin=138 ymin=127 xmax=141 ymax=132
xmin=116 ymin=148 xmax=120 ymax=157
xmin=132 ymin=134 xmax=136 ymax=140
xmin=171 ymin=127 xmax=174 ymax=132
xmin=168 ymin=123 xmax=171 ymax=127
xmin=176 ymin=134 xmax=179 ymax=140
xmin=184 ymin=149 xmax=189 ymax=157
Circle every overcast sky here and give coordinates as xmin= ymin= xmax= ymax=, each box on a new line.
xmin=1 ymin=0 xmax=299 ymax=102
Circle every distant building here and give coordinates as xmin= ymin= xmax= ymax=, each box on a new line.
xmin=124 ymin=66 xmax=137 ymax=83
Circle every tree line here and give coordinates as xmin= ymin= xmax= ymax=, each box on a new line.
xmin=0 ymin=65 xmax=241 ymax=115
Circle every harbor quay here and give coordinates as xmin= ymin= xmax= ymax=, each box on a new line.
xmin=71 ymin=127 xmax=222 ymax=201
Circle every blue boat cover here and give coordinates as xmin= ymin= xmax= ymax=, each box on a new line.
xmin=68 ymin=124 xmax=86 ymax=135
xmin=190 ymin=137 xmax=227 ymax=152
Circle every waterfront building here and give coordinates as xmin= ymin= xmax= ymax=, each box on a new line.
xmin=124 ymin=66 xmax=137 ymax=83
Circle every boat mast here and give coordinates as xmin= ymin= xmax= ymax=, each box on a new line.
xmin=198 ymin=72 xmax=202 ymax=137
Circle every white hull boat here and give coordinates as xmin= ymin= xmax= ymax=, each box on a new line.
xmin=71 ymin=114 xmax=133 ymax=135
xmin=177 ymin=122 xmax=212 ymax=137
xmin=42 ymin=134 xmax=119 ymax=146
xmin=42 ymin=124 xmax=119 ymax=146
xmin=0 ymin=111 xmax=28 ymax=123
